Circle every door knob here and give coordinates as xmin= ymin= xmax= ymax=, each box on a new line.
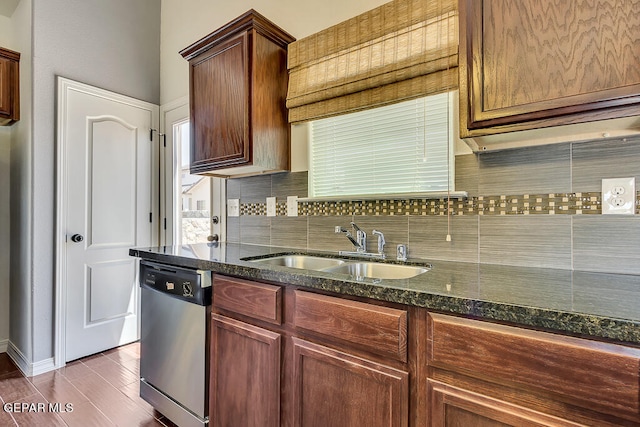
xmin=207 ymin=234 xmax=219 ymax=242
xmin=70 ymin=234 xmax=84 ymax=243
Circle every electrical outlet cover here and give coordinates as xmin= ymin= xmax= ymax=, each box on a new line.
xmin=602 ymin=177 xmax=636 ymax=215
xmin=266 ymin=197 xmax=276 ymax=217
xmin=287 ymin=196 xmax=298 ymax=217
xmin=228 ymin=199 xmax=240 ymax=217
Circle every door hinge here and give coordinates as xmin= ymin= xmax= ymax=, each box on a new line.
xmin=163 ymin=218 xmax=167 ymax=230
xmin=162 ymin=133 xmax=166 ymax=147
xmin=149 ymin=129 xmax=166 ymax=143
xmin=149 ymin=212 xmax=153 ymax=223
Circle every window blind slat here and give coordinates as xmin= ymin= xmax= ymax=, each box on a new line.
xmin=310 ymin=93 xmax=454 ymax=198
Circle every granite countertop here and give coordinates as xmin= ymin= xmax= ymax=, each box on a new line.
xmin=130 ymin=242 xmax=640 ymax=346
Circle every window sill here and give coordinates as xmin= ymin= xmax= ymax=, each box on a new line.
xmin=298 ymin=191 xmax=468 ymax=203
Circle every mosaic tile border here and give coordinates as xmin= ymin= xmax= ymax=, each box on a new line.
xmin=237 ymin=192 xmax=640 ymax=216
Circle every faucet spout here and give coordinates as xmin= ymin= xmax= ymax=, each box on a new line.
xmin=335 ymin=226 xmax=362 ymax=250
xmin=350 ymin=222 xmax=367 ymax=252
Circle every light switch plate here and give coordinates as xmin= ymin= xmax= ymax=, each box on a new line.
xmin=266 ymin=197 xmax=276 ymax=217
xmin=228 ymin=199 xmax=240 ymax=217
xmin=602 ymin=177 xmax=636 ymax=215
xmin=287 ymin=196 xmax=298 ymax=217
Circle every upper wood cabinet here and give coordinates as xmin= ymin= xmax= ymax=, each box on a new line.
xmin=180 ymin=10 xmax=295 ymax=176
xmin=0 ymin=47 xmax=20 ymax=126
xmin=458 ymin=0 xmax=640 ymax=139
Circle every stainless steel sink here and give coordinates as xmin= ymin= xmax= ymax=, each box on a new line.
xmin=248 ymin=255 xmax=347 ymax=270
xmin=323 ymin=262 xmax=430 ymax=280
xmin=247 ymin=254 xmax=430 ymax=280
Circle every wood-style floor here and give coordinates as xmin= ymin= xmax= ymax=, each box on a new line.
xmin=0 ymin=343 xmax=177 ymax=426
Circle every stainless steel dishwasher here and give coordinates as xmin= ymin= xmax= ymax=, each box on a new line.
xmin=139 ymin=260 xmax=212 ymax=427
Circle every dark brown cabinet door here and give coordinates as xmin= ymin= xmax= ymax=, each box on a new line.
xmin=189 ymin=32 xmax=250 ymax=172
xmin=459 ymin=0 xmax=640 ymax=137
xmin=0 ymin=47 xmax=20 ymax=126
xmin=181 ymin=10 xmax=294 ymax=176
xmin=210 ymin=314 xmax=281 ymax=427
xmin=291 ymin=337 xmax=409 ymax=427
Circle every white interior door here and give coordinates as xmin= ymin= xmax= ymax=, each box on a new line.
xmin=57 ymin=77 xmax=159 ymax=362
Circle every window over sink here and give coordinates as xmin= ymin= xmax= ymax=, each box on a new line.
xmin=309 ymin=91 xmax=456 ymax=199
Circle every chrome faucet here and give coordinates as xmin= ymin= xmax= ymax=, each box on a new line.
xmin=334 ymin=226 xmax=361 ymax=250
xmin=350 ymin=222 xmax=366 ymax=252
xmin=335 ymin=223 xmax=386 ymax=259
xmin=372 ymin=230 xmax=385 ymax=257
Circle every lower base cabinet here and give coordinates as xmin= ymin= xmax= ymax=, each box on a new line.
xmin=210 ymin=314 xmax=281 ymax=427
xmin=209 ymin=274 xmax=640 ymax=426
xmin=292 ymin=337 xmax=409 ymax=427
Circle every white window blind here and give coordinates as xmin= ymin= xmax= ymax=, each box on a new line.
xmin=309 ymin=92 xmax=454 ymax=198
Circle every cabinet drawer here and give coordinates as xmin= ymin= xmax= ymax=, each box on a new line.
xmin=427 ymin=313 xmax=640 ymax=419
xmin=213 ymin=275 xmax=282 ymax=325
xmin=294 ymin=290 xmax=407 ymax=362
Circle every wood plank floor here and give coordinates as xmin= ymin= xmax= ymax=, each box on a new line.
xmin=0 ymin=343 xmax=178 ymax=426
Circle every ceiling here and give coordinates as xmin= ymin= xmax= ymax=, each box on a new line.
xmin=0 ymin=0 xmax=19 ymax=18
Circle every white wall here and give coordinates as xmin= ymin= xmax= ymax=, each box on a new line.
xmin=0 ymin=14 xmax=13 ymax=350
xmin=9 ymin=0 xmax=33 ymax=363
xmin=0 ymin=126 xmax=10 ymax=350
xmin=8 ymin=0 xmax=161 ymax=368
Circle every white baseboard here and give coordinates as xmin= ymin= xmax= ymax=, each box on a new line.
xmin=7 ymin=341 xmax=30 ymax=375
xmin=0 ymin=339 xmax=7 ymax=353
xmin=6 ymin=341 xmax=56 ymax=377
xmin=32 ymin=357 xmax=56 ymax=377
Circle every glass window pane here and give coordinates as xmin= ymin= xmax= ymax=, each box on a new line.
xmin=174 ymin=121 xmax=211 ymax=244
xmin=310 ymin=92 xmax=454 ymax=198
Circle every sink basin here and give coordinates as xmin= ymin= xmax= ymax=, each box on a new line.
xmin=323 ymin=262 xmax=430 ymax=280
xmin=247 ymin=254 xmax=430 ymax=280
xmin=249 ymin=255 xmax=347 ymax=270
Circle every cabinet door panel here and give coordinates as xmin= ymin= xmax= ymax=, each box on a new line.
xmin=210 ymin=314 xmax=280 ymax=427
xmin=292 ymin=337 xmax=408 ymax=427
xmin=460 ymin=0 xmax=640 ymax=134
xmin=294 ymin=290 xmax=407 ymax=362
xmin=213 ymin=275 xmax=282 ymax=324
xmin=0 ymin=57 xmax=11 ymax=117
xmin=0 ymin=47 xmax=19 ymax=125
xmin=190 ymin=32 xmax=250 ymax=171
xmin=427 ymin=313 xmax=640 ymax=420
xmin=428 ymin=379 xmax=583 ymax=427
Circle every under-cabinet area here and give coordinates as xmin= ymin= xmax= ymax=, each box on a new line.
xmin=209 ymin=272 xmax=640 ymax=427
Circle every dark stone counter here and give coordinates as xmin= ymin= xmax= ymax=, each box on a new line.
xmin=130 ymin=243 xmax=640 ymax=346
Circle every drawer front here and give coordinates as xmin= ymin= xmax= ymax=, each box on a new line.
xmin=427 ymin=313 xmax=640 ymax=419
xmin=294 ymin=290 xmax=407 ymax=362
xmin=213 ymin=275 xmax=282 ymax=325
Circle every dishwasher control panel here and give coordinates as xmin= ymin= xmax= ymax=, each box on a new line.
xmin=140 ymin=261 xmax=212 ymax=306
